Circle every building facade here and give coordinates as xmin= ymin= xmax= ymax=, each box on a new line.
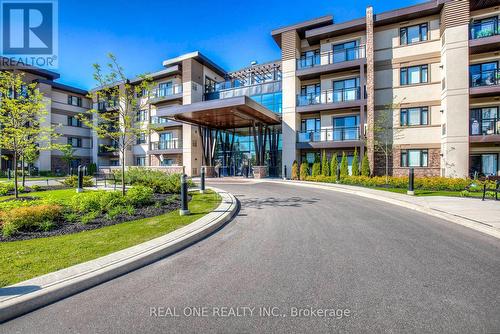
xmin=2 ymin=0 xmax=499 ymax=179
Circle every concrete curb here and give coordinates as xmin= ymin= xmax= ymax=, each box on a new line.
xmin=265 ymin=180 xmax=500 ymax=240
xmin=0 ymin=187 xmax=238 ymax=323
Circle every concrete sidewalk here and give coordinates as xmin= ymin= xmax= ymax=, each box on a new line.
xmin=264 ymin=179 xmax=500 ymax=238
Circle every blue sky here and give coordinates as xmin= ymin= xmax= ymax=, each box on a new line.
xmin=57 ymin=0 xmax=425 ymax=90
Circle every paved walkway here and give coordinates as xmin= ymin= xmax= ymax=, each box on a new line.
xmin=3 ymin=180 xmax=499 ymax=333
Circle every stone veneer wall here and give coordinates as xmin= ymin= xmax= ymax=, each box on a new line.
xmin=149 ymin=154 xmax=183 ymax=167
xmin=392 ymin=148 xmax=441 ymax=177
xmin=51 ymin=156 xmax=91 ymax=174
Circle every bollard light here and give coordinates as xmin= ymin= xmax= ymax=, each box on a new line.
xmin=179 ymin=174 xmax=190 ymax=216
xmin=76 ymin=165 xmax=84 ymax=193
xmin=336 ymin=166 xmax=341 ymax=183
xmin=283 ymin=165 xmax=287 ymax=180
xmin=407 ymin=168 xmax=415 ymax=195
xmin=200 ymin=167 xmax=206 ymax=194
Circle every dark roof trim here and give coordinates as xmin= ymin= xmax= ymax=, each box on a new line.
xmin=305 ymin=17 xmax=366 ymax=44
xmin=34 ymin=79 xmax=88 ymax=95
xmin=130 ymin=65 xmax=181 ymax=84
xmin=374 ymin=0 xmax=442 ymax=27
xmin=271 ymin=15 xmax=333 ymax=47
xmin=163 ymin=51 xmax=226 ymax=77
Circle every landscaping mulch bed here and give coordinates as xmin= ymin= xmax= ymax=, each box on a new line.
xmin=0 ymin=193 xmax=187 ymax=242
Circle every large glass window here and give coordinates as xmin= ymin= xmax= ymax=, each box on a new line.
xmin=333 ymin=115 xmax=359 ymax=141
xmin=470 ymin=154 xmax=498 ymax=177
xmin=332 ymin=78 xmax=360 ymax=102
xmin=470 ymin=17 xmax=498 ymax=39
xmin=400 ymin=107 xmax=429 ymax=126
xmin=400 ymin=23 xmax=428 ymax=45
xmin=68 ymin=137 xmax=82 ymax=148
xmin=299 ymin=118 xmax=321 ymax=142
xmin=470 ymin=62 xmax=498 ymax=87
xmin=67 ymin=116 xmax=82 ymax=127
xmin=298 ymin=49 xmax=320 ymax=69
xmin=136 ymin=133 xmax=146 ymax=145
xmin=401 ymin=149 xmax=428 ymax=167
xmin=470 ymin=107 xmax=499 ymax=135
xmin=400 ymin=65 xmax=428 ymax=85
xmin=67 ymin=95 xmax=82 ymax=107
xmin=135 ymin=109 xmax=147 ymax=122
xmin=332 ymin=40 xmax=359 ymax=63
xmin=136 ymin=157 xmax=146 ymax=166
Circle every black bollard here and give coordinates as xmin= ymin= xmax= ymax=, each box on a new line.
xmin=407 ymin=168 xmax=415 ymax=195
xmin=284 ymin=165 xmax=287 ymax=180
xmin=200 ymin=167 xmax=206 ymax=194
xmin=336 ymin=166 xmax=341 ymax=183
xmin=76 ymin=165 xmax=83 ymax=193
xmin=179 ymin=174 xmax=190 ymax=215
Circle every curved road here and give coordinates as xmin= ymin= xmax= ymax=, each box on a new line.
xmin=2 ymin=181 xmax=500 ymax=333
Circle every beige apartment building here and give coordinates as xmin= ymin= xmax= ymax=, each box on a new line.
xmin=2 ymin=0 xmax=499 ymax=179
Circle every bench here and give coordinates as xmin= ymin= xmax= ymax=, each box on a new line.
xmin=482 ymin=179 xmax=500 ymax=201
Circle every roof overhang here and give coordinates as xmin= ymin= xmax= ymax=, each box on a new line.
xmin=305 ymin=18 xmax=366 ymax=45
xmin=157 ymin=96 xmax=281 ymax=129
xmin=271 ymin=15 xmax=333 ymax=47
xmin=34 ymin=79 xmax=88 ymax=95
xmin=162 ymin=51 xmax=226 ymax=77
xmin=130 ymin=65 xmax=181 ymax=84
xmin=374 ymin=0 xmax=443 ymax=27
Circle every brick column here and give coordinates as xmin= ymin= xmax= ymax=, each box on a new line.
xmin=365 ymin=6 xmax=375 ymax=174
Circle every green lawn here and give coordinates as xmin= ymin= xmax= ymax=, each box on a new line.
xmin=0 ymin=176 xmax=66 ymax=183
xmin=0 ymin=190 xmax=221 ymax=287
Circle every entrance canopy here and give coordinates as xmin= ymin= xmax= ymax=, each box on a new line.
xmin=157 ymin=96 xmax=281 ymax=129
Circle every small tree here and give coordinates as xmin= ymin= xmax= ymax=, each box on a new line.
xmin=373 ymin=100 xmax=404 ymax=184
xmin=82 ymin=53 xmax=154 ymax=195
xmin=311 ymin=161 xmax=321 ymax=177
xmin=0 ymin=71 xmax=58 ymax=198
xmin=361 ymin=154 xmax=370 ymax=176
xmin=21 ymin=144 xmax=39 ymax=186
xmin=340 ymin=152 xmax=349 ymax=177
xmin=59 ymin=144 xmax=76 ymax=175
xmin=330 ymin=153 xmax=338 ymax=177
xmin=300 ymin=161 xmax=309 ymax=180
xmin=321 ymin=153 xmax=329 ymax=176
xmin=352 ymin=148 xmax=359 ymax=176
xmin=291 ymin=160 xmax=299 ymax=180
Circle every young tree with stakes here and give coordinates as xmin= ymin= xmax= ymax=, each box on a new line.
xmin=82 ymin=54 xmax=154 ymax=196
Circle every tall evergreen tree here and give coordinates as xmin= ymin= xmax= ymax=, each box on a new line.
xmin=330 ymin=153 xmax=338 ymax=178
xmin=361 ymin=154 xmax=371 ymax=176
xmin=340 ymin=152 xmax=349 ymax=177
xmin=352 ymin=148 xmax=359 ymax=176
xmin=321 ymin=153 xmax=330 ymax=176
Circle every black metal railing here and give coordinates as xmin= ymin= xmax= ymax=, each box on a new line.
xmin=297 ymin=87 xmax=361 ymax=106
xmin=151 ymin=84 xmax=182 ymax=99
xmin=150 ymin=139 xmax=182 ymax=150
xmin=470 ymin=118 xmax=500 ymax=136
xmin=470 ymin=21 xmax=499 ymax=39
xmin=297 ymin=127 xmax=361 ymax=143
xmin=297 ymin=54 xmax=321 ymax=69
xmin=470 ymin=69 xmax=500 ymax=87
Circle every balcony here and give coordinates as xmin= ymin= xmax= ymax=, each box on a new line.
xmin=98 ymin=100 xmax=119 ymax=112
xmin=296 ymin=87 xmax=364 ymax=113
xmin=149 ymin=84 xmax=183 ymax=105
xmin=149 ymin=139 xmax=182 ymax=154
xmin=98 ymin=145 xmax=119 ymax=156
xmin=296 ymin=127 xmax=362 ymax=149
xmin=204 ymin=81 xmax=281 ymax=101
xmin=469 ymin=69 xmax=500 ymax=97
xmin=296 ymin=45 xmax=366 ymax=80
xmin=150 ymin=116 xmax=182 ymax=128
xmin=470 ymin=118 xmax=500 ymax=144
xmin=469 ymin=21 xmax=500 ymax=54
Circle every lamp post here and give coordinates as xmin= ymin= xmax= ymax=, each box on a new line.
xmin=407 ymin=168 xmax=415 ymax=195
xmin=200 ymin=167 xmax=206 ymax=194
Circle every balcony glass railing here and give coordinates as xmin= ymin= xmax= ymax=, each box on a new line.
xmin=297 ymin=87 xmax=361 ymax=106
xmin=470 ymin=118 xmax=500 ymax=136
xmin=98 ymin=100 xmax=118 ymax=111
xmin=150 ymin=139 xmax=182 ymax=150
xmin=470 ymin=69 xmax=500 ymax=87
xmin=151 ymin=84 xmax=182 ymax=99
xmin=204 ymin=81 xmax=281 ymax=101
xmin=296 ymin=45 xmax=366 ymax=69
xmin=150 ymin=116 xmax=173 ymax=125
xmin=297 ymin=127 xmax=361 ymax=143
xmin=470 ymin=21 xmax=499 ymax=39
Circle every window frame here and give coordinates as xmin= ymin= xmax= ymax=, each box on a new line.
xmin=400 ymin=65 xmax=428 ymax=85
xmin=400 ymin=149 xmax=429 ymax=167
xmin=67 ymin=116 xmax=82 ymax=127
xmin=68 ymin=137 xmax=82 ymax=148
xmin=400 ymin=23 xmax=429 ymax=45
xmin=67 ymin=95 xmax=82 ymax=107
xmin=400 ymin=107 xmax=429 ymax=126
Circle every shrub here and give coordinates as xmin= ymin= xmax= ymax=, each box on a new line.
xmin=330 ymin=154 xmax=338 ymax=179
xmin=340 ymin=152 xmax=349 ymax=178
xmin=291 ymin=160 xmax=299 ymax=180
xmin=1 ymin=205 xmax=62 ymax=237
xmin=80 ymin=211 xmax=100 ymax=225
xmin=126 ymin=186 xmax=154 ymax=207
xmin=321 ymin=154 xmax=329 ymax=177
xmin=119 ymin=168 xmax=193 ymax=194
xmin=299 ymin=162 xmax=309 ymax=180
xmin=352 ymin=149 xmax=359 ymax=176
xmin=311 ymin=162 xmax=321 ymax=177
xmin=62 ymin=175 xmax=94 ymax=187
xmin=361 ymin=154 xmax=370 ymax=177
xmin=30 ymin=184 xmax=42 ymax=191
xmin=0 ymin=186 xmax=7 ymax=196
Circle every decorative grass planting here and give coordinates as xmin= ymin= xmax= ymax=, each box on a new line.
xmin=0 ymin=190 xmax=221 ymax=287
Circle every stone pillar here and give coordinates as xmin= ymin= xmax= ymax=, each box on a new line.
xmin=440 ymin=0 xmax=470 ymax=178
xmin=281 ymin=30 xmax=301 ymax=175
xmin=365 ymin=6 xmax=375 ymax=174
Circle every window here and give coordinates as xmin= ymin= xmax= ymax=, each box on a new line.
xmin=332 ymin=40 xmax=359 ymax=63
xmin=298 ymin=49 xmax=320 ymax=68
xmin=470 ymin=154 xmax=498 ymax=177
xmin=135 ymin=109 xmax=147 ymax=122
xmin=136 ymin=157 xmax=146 ymax=166
xmin=470 ymin=17 xmax=498 ymax=39
xmin=333 ymin=115 xmax=360 ymax=141
xmin=400 ymin=23 xmax=428 ymax=45
xmin=401 ymin=149 xmax=428 ymax=167
xmin=400 ymin=65 xmax=428 ymax=85
xmin=205 ymin=77 xmax=217 ymax=93
xmin=299 ymin=118 xmax=321 ymax=142
xmin=160 ymin=158 xmax=174 ymax=166
xmin=470 ymin=62 xmax=498 ymax=87
xmin=470 ymin=107 xmax=498 ymax=135
xmin=400 ymin=107 xmax=429 ymax=126
xmin=136 ymin=133 xmax=146 ymax=145
xmin=67 ymin=95 xmax=82 ymax=107
xmin=110 ymin=160 xmax=119 ymax=167
xmin=332 ymin=78 xmax=360 ymax=102
xmin=68 ymin=137 xmax=82 ymax=148
xmin=67 ymin=116 xmax=82 ymax=127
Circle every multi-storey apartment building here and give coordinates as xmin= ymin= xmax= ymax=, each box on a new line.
xmin=0 ymin=63 xmax=93 ymax=174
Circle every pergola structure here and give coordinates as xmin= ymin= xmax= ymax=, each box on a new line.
xmin=157 ymin=96 xmax=281 ymax=177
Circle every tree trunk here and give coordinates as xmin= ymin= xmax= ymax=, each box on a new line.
xmin=13 ymin=154 xmax=19 ymax=199
xmin=22 ymin=156 xmax=26 ymax=187
xmin=385 ymin=153 xmax=389 ymax=185
xmin=121 ymin=153 xmax=126 ymax=196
